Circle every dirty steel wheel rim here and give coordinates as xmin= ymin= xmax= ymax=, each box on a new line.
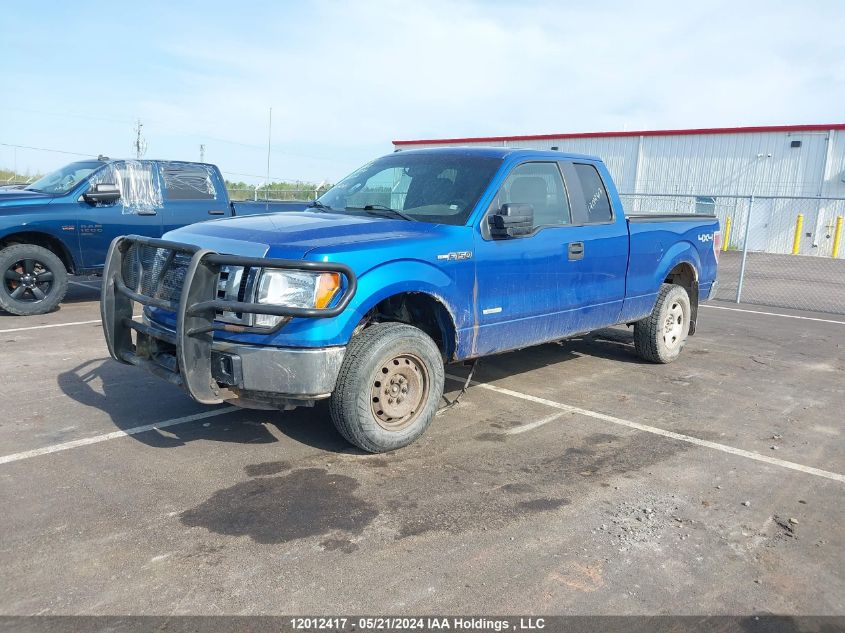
xmin=663 ymin=300 xmax=685 ymax=350
xmin=3 ymin=258 xmax=54 ymax=303
xmin=370 ymin=353 xmax=429 ymax=431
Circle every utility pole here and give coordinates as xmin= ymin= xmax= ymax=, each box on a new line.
xmin=132 ymin=119 xmax=147 ymax=159
xmin=265 ymin=107 xmax=272 ymax=209
xmin=199 ymin=144 xmax=206 ymax=163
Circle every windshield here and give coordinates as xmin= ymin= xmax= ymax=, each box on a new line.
xmin=316 ymin=152 xmax=502 ymax=225
xmin=25 ymin=161 xmax=103 ymax=194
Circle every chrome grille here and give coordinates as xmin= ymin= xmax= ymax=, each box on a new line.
xmin=216 ymin=265 xmax=257 ymax=325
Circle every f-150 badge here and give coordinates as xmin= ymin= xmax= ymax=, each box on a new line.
xmin=436 ymin=251 xmax=473 ymax=261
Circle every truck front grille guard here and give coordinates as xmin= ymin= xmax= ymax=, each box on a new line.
xmin=101 ymin=235 xmax=357 ymax=404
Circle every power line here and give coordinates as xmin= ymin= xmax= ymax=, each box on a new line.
xmin=0 ymin=142 xmax=97 ymax=158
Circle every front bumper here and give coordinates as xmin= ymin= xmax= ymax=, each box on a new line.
xmin=130 ymin=316 xmax=346 ymax=402
xmin=101 ymin=235 xmax=356 ymax=406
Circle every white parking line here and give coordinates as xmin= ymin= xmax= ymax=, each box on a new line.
xmin=504 ymin=411 xmax=568 ymax=435
xmin=702 ymin=304 xmax=845 ymax=325
xmin=445 ymin=373 xmax=845 ymax=484
xmin=0 ymin=319 xmax=102 ymax=333
xmin=0 ymin=315 xmax=141 ymax=333
xmin=0 ymin=407 xmax=238 ymax=466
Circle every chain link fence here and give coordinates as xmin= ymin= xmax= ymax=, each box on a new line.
xmin=226 ymin=187 xmax=327 ymax=202
xmin=620 ymin=193 xmax=845 ymax=315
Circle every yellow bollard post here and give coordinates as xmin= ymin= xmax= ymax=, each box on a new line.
xmin=722 ymin=217 xmax=732 ymax=252
xmin=792 ymin=214 xmax=804 ymax=255
xmin=833 ymin=216 xmax=844 ymax=259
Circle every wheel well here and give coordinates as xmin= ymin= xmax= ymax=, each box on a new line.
xmin=0 ymin=232 xmax=75 ymax=274
xmin=366 ymin=292 xmax=457 ymax=361
xmin=664 ymin=262 xmax=699 ymax=335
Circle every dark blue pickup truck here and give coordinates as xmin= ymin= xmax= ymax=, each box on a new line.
xmin=0 ymin=158 xmax=307 ymax=315
xmin=102 ymin=147 xmax=720 ymax=452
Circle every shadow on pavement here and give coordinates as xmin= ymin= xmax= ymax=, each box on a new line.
xmin=461 ymin=326 xmax=647 ymax=384
xmin=56 ymin=357 xmax=356 ymax=453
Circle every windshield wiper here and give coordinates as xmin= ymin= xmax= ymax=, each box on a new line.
xmin=350 ymin=204 xmax=416 ymax=222
xmin=307 ymin=200 xmax=333 ymax=211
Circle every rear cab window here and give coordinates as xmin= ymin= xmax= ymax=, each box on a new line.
xmin=561 ymin=162 xmax=614 ymax=224
xmin=161 ymin=163 xmax=217 ymax=200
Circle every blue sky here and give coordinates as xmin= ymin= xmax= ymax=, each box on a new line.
xmin=1 ymin=0 xmax=842 ymax=183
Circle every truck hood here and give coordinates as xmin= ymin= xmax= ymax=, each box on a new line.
xmin=164 ymin=210 xmax=449 ymax=260
xmin=0 ymin=189 xmax=55 ymax=209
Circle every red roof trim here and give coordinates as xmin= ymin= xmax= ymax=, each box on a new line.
xmin=393 ymin=124 xmax=845 ymax=146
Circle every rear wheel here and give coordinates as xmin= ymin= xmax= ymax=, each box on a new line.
xmin=0 ymin=244 xmax=68 ymax=316
xmin=633 ymin=283 xmax=691 ymax=363
xmin=330 ymin=322 xmax=445 ymax=453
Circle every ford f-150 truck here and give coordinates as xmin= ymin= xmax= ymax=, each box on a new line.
xmin=0 ymin=158 xmax=308 ymax=315
xmin=101 ymin=147 xmax=720 ymax=452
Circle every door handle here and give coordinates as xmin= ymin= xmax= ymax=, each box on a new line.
xmin=568 ymin=241 xmax=584 ymax=261
xmin=208 ymin=209 xmax=226 ymax=216
xmin=136 ymin=209 xmax=157 ymax=216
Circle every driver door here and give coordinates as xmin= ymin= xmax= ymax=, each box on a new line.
xmin=471 ymin=161 xmax=575 ymax=356
xmin=77 ymin=161 xmax=164 ymax=270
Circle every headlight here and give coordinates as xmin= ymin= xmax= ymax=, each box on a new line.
xmin=254 ymin=269 xmax=340 ymax=327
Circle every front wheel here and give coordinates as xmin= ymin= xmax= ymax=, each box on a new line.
xmin=329 ymin=322 xmax=445 ymax=453
xmin=0 ymin=244 xmax=69 ymax=316
xmin=633 ymin=283 xmax=691 ymax=363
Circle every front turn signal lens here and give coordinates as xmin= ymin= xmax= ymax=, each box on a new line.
xmin=315 ymin=272 xmax=341 ymax=309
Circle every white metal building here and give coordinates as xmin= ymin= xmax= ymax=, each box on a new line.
xmin=393 ymin=124 xmax=845 ymax=257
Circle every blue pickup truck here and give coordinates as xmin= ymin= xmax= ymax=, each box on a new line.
xmin=0 ymin=158 xmax=307 ymax=315
xmin=101 ymin=147 xmax=720 ymax=452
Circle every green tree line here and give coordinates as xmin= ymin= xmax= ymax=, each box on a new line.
xmin=224 ymin=179 xmax=332 ymax=201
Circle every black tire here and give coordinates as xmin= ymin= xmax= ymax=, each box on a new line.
xmin=633 ymin=283 xmax=691 ymax=364
xmin=0 ymin=244 xmax=69 ymax=316
xmin=329 ymin=322 xmax=445 ymax=453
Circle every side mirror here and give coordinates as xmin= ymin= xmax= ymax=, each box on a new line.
xmin=488 ymin=203 xmax=533 ymax=239
xmin=83 ymin=183 xmax=121 ymax=205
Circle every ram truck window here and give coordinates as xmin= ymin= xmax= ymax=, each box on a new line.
xmin=100 ymin=148 xmax=720 ymax=453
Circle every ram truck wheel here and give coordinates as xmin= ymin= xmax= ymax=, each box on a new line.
xmin=633 ymin=283 xmax=691 ymax=364
xmin=0 ymin=244 xmax=69 ymax=316
xmin=329 ymin=322 xmax=445 ymax=453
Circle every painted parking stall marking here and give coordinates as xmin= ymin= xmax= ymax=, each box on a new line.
xmin=0 ymin=319 xmax=102 ymax=333
xmin=0 ymin=314 xmax=141 ymax=334
xmin=446 ymin=373 xmax=845 ymax=484
xmin=0 ymin=407 xmax=238 ymax=466
xmin=702 ymin=304 xmax=845 ymax=325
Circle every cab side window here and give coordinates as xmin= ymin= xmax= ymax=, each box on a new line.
xmin=89 ymin=161 xmax=161 ymax=211
xmin=488 ymin=162 xmax=571 ymax=232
